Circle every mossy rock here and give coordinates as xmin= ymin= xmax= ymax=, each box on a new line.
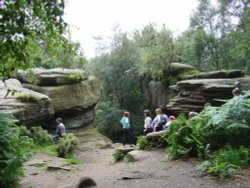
xmin=169 ymin=62 xmax=198 ymax=76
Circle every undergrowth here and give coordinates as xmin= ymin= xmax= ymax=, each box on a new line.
xmin=0 ymin=115 xmax=78 ymax=188
xmin=163 ymin=90 xmax=250 ymax=176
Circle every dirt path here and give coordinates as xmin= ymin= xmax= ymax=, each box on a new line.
xmin=20 ymin=128 xmax=250 ymax=188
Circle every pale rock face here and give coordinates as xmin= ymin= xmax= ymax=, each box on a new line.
xmin=16 ymin=68 xmax=89 ymax=86
xmin=0 ymin=79 xmax=54 ymax=124
xmin=15 ymin=68 xmax=101 ymax=128
xmin=142 ymin=67 xmax=249 ymax=115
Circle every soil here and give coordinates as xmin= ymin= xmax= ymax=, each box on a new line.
xmin=20 ymin=127 xmax=250 ymax=188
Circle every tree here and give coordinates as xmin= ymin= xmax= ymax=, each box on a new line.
xmin=0 ymin=0 xmax=66 ymax=80
xmin=133 ymin=24 xmax=176 ymax=76
xmin=182 ymin=0 xmax=250 ymax=71
xmin=26 ymin=34 xmax=86 ymax=69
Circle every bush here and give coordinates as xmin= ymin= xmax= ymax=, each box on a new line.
xmin=197 ymin=146 xmax=250 ymax=177
xmin=19 ymin=126 xmax=53 ymax=145
xmin=29 ymin=126 xmax=53 ymax=145
xmin=137 ymin=136 xmax=149 ymax=150
xmin=0 ymin=114 xmax=25 ymax=188
xmin=56 ymin=133 xmax=78 ymax=157
xmin=165 ymin=93 xmax=250 ymax=159
xmin=112 ymin=150 xmax=126 ymax=162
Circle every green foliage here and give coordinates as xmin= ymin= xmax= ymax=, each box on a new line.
xmin=19 ymin=126 xmax=53 ymax=145
xmin=29 ymin=126 xmax=53 ymax=145
xmin=26 ymin=35 xmax=86 ymax=69
xmin=134 ymin=24 xmax=176 ymax=76
xmin=165 ymin=93 xmax=250 ymax=160
xmin=137 ymin=136 xmax=149 ymax=150
xmin=0 ymin=0 xmax=67 ymax=80
xmin=34 ymin=145 xmax=58 ymax=157
xmin=64 ymin=157 xmax=81 ymax=165
xmin=87 ymin=27 xmax=151 ymax=142
xmin=56 ymin=133 xmax=78 ymax=157
xmin=197 ymin=146 xmax=250 ymax=177
xmin=177 ymin=0 xmax=250 ymax=72
xmin=112 ymin=150 xmax=126 ymax=162
xmin=0 ymin=114 xmax=26 ymax=188
xmin=68 ymin=74 xmax=84 ymax=83
xmin=95 ymin=105 xmax=124 ymax=142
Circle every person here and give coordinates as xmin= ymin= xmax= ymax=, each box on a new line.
xmin=143 ymin=109 xmax=153 ymax=135
xmin=53 ymin=117 xmax=66 ymax=143
xmin=151 ymin=108 xmax=168 ymax=132
xmin=164 ymin=115 xmax=176 ymax=129
xmin=120 ymin=111 xmax=134 ymax=147
xmin=232 ymin=87 xmax=244 ymax=100
xmin=188 ymin=111 xmax=198 ymax=118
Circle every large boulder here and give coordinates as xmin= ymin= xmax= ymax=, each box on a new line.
xmin=166 ymin=76 xmax=250 ymax=115
xmin=15 ymin=68 xmax=101 ymax=129
xmin=0 ymin=79 xmax=54 ymax=124
xmin=16 ymin=68 xmax=88 ymax=86
xmin=188 ymin=69 xmax=244 ymax=79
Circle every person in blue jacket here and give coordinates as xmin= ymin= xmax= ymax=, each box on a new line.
xmin=120 ymin=111 xmax=134 ymax=146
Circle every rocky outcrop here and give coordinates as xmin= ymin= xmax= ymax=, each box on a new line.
xmin=166 ymin=70 xmax=250 ymax=114
xmin=142 ymin=63 xmax=196 ymax=108
xmin=0 ymin=68 xmax=101 ymax=129
xmin=0 ymin=79 xmax=54 ymax=124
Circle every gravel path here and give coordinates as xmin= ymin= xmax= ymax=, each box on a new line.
xmin=20 ymin=128 xmax=250 ymax=188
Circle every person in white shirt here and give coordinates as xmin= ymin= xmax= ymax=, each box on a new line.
xmin=151 ymin=108 xmax=168 ymax=132
xmin=143 ymin=109 xmax=153 ymax=135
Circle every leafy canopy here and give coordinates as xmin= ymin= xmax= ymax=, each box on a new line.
xmin=0 ymin=0 xmax=66 ymax=80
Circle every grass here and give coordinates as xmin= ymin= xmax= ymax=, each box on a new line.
xmin=33 ymin=145 xmax=58 ymax=157
xmin=95 ymin=143 xmax=103 ymax=148
xmin=64 ymin=157 xmax=81 ymax=165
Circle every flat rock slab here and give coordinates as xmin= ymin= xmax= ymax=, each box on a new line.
xmin=116 ymin=147 xmax=135 ymax=154
xmin=146 ymin=131 xmax=167 ymax=138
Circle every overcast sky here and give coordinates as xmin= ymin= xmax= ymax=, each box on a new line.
xmin=64 ymin=0 xmax=198 ymax=59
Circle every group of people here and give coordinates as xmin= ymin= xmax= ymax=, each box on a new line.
xmin=53 ymin=87 xmax=244 ymax=146
xmin=119 ymin=108 xmax=176 ymax=146
xmin=143 ymin=108 xmax=176 ymax=134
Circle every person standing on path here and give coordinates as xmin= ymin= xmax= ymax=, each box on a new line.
xmin=120 ymin=111 xmax=134 ymax=146
xmin=53 ymin=117 xmax=66 ymax=144
xmin=143 ymin=109 xmax=153 ymax=135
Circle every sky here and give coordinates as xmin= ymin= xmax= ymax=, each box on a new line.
xmin=64 ymin=0 xmax=198 ymax=59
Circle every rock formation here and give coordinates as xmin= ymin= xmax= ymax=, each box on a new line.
xmin=166 ymin=70 xmax=250 ymax=115
xmin=0 ymin=68 xmax=101 ymax=129
xmin=142 ymin=63 xmax=196 ymax=108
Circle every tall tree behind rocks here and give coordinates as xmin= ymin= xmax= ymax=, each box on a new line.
xmin=86 ymin=26 xmax=148 ymax=141
xmin=177 ymin=0 xmax=250 ymax=72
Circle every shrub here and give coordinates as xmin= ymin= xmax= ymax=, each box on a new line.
xmin=19 ymin=126 xmax=53 ymax=145
xmin=197 ymin=146 xmax=250 ymax=177
xmin=56 ymin=133 xmax=78 ymax=157
xmin=0 ymin=114 xmax=25 ymax=188
xmin=29 ymin=126 xmax=53 ymax=145
xmin=112 ymin=150 xmax=126 ymax=162
xmin=137 ymin=136 xmax=148 ymax=150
